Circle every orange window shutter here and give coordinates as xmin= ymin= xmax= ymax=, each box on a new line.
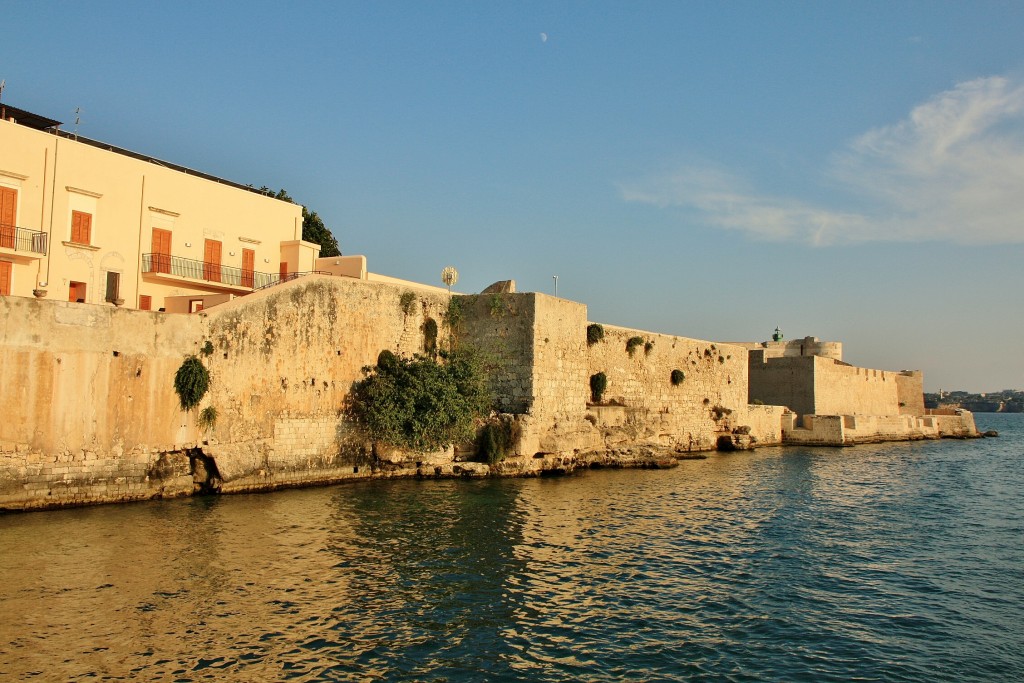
xmin=0 ymin=187 xmax=16 ymax=227
xmin=72 ymin=211 xmax=92 ymax=244
xmin=0 ymin=261 xmax=11 ymax=296
xmin=0 ymin=188 xmax=15 ymax=249
xmin=242 ymin=248 xmax=255 ymax=288
xmin=139 ymin=295 xmax=152 ymax=311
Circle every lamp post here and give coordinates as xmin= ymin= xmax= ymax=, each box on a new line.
xmin=552 ymin=275 xmax=558 ymax=297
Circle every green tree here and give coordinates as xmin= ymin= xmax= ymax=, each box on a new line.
xmin=302 ymin=207 xmax=340 ymax=257
xmin=260 ymin=187 xmax=341 ymax=258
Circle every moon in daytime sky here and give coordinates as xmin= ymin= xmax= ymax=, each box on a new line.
xmin=540 ymin=32 xmax=548 ymax=43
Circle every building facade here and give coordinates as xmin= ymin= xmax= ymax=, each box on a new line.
xmin=0 ymin=103 xmax=319 ymax=312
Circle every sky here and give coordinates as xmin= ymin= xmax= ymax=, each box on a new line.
xmin=2 ymin=1 xmax=1022 ymax=392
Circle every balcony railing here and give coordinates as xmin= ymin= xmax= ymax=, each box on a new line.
xmin=0 ymin=224 xmax=49 ymax=255
xmin=142 ymin=253 xmax=276 ymax=289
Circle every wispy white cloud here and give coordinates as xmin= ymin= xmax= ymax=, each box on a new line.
xmin=621 ymin=76 xmax=1024 ymax=245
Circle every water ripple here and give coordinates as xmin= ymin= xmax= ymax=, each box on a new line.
xmin=1 ymin=415 xmax=1023 ymax=681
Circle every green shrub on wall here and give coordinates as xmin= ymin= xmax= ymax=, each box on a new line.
xmin=477 ymin=419 xmax=522 ymax=465
xmin=400 ymin=291 xmax=417 ymax=316
xmin=347 ymin=348 xmax=491 ymax=452
xmin=174 ymin=355 xmax=209 ymax=412
xmin=671 ymin=369 xmax=685 ymax=385
xmin=626 ymin=336 xmax=644 ymax=357
xmin=198 ymin=405 xmax=218 ymax=431
xmin=587 ymin=323 xmax=605 ymax=346
xmin=590 ymin=372 xmax=608 ymax=403
xmin=644 ymin=340 xmax=655 ymax=355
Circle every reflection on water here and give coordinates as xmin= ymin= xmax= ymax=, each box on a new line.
xmin=1 ymin=414 xmax=1022 ymax=681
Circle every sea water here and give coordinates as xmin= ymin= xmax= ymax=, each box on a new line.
xmin=1 ymin=414 xmax=1021 ymax=682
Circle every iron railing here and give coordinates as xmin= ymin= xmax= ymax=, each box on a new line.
xmin=0 ymin=225 xmax=49 ymax=255
xmin=252 ymin=270 xmax=336 ymax=292
xmin=141 ymin=253 xmax=276 ymax=289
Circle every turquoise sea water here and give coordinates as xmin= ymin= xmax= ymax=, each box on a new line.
xmin=1 ymin=413 xmax=1022 ymax=682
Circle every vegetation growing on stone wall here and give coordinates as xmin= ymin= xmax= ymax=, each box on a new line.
xmin=645 ymin=340 xmax=655 ymax=355
xmin=752 ymin=399 xmax=764 ymax=405
xmin=671 ymin=369 xmax=686 ymax=385
xmin=626 ymin=336 xmax=645 ymax=357
xmin=446 ymin=297 xmax=464 ymax=330
xmin=198 ymin=406 xmax=218 ymax=432
xmin=488 ymin=293 xmax=507 ymax=317
xmin=400 ymin=291 xmax=417 ymax=316
xmin=347 ymin=348 xmax=491 ymax=452
xmin=587 ymin=323 xmax=605 ymax=346
xmin=423 ymin=318 xmax=438 ymax=355
xmin=590 ymin=372 xmax=608 ymax=403
xmin=200 ymin=340 xmax=214 ymax=357
xmin=711 ymin=405 xmax=733 ymax=420
xmin=477 ymin=419 xmax=522 ymax=465
xmin=174 ymin=355 xmax=210 ymax=412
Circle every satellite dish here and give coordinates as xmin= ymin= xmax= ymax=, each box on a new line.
xmin=441 ymin=266 xmax=458 ymax=292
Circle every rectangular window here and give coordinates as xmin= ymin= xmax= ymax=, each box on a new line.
xmin=139 ymin=294 xmax=152 ymax=311
xmin=71 ymin=210 xmax=92 ymax=245
xmin=0 ymin=261 xmax=11 ymax=296
xmin=189 ymin=299 xmax=204 ymax=313
xmin=241 ymin=248 xmax=255 ymax=288
xmin=203 ymin=239 xmax=222 ymax=283
xmin=69 ymin=281 xmax=87 ymax=303
xmin=151 ymin=228 xmax=172 ymax=274
xmin=0 ymin=187 xmax=17 ymax=249
xmin=105 ymin=271 xmax=120 ymax=303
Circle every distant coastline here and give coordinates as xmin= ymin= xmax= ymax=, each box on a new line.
xmin=925 ymin=390 xmax=1023 ymax=413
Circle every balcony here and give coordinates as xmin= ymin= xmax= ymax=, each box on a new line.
xmin=142 ymin=253 xmax=277 ymax=291
xmin=0 ymin=225 xmax=49 ymax=257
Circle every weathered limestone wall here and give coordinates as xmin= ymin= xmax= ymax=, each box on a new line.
xmin=896 ymin=371 xmax=926 ymax=415
xmin=453 ymin=293 xmax=536 ymax=415
xmin=750 ymin=355 xmax=910 ymax=418
xmin=738 ymin=404 xmax=789 ymax=447
xmin=738 ymin=337 xmax=843 ymax=361
xmin=784 ymin=411 xmax=979 ymax=445
xmin=812 ymin=357 xmax=902 ymax=416
xmin=0 ymin=296 xmax=205 ymax=509
xmin=749 ymin=356 xmax=816 ymax=416
xmin=586 ymin=324 xmax=750 ymax=452
xmin=203 ymin=276 xmax=451 ymax=491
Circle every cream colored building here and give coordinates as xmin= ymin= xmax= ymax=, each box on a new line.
xmin=0 ymin=103 xmax=322 ymax=311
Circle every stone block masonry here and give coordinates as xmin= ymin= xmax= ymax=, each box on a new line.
xmin=0 ymin=275 xmax=976 ymax=512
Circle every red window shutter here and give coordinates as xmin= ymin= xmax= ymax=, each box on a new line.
xmin=139 ymin=295 xmax=152 ymax=311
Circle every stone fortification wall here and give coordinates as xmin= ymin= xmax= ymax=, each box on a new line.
xmin=750 ymin=355 xmax=911 ymax=418
xmin=737 ymin=337 xmax=842 ymax=361
xmin=586 ymin=325 xmax=750 ymax=452
xmin=812 ymin=357 xmax=902 ymax=416
xmin=0 ymin=297 xmax=205 ymax=509
xmin=895 ymin=371 xmax=926 ymax=415
xmin=749 ymin=356 xmax=816 ymax=416
xmin=203 ymin=276 xmax=452 ymax=491
xmin=784 ymin=411 xmax=978 ymax=445
xmin=451 ymin=293 xmax=536 ymax=415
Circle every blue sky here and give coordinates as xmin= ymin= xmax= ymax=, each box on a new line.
xmin=3 ymin=1 xmax=1022 ymax=392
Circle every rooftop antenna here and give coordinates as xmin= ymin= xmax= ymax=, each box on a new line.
xmin=73 ymin=107 xmax=81 ymax=139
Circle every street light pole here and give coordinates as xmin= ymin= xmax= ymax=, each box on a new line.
xmin=552 ymin=275 xmax=558 ymax=297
